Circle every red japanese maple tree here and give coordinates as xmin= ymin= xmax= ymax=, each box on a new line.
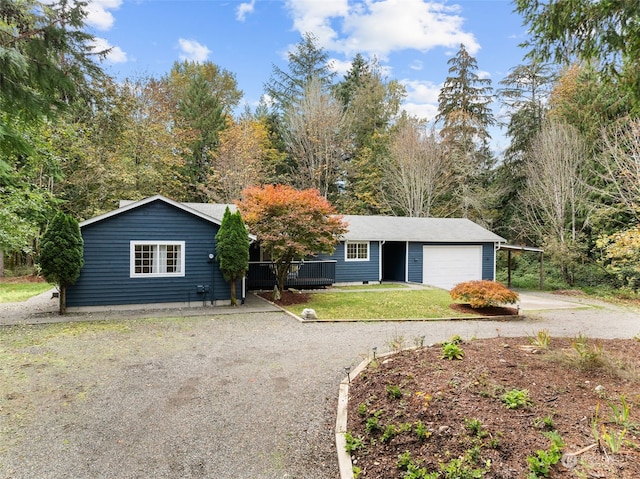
xmin=237 ymin=184 xmax=347 ymax=299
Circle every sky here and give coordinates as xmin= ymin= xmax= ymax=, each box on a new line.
xmin=86 ymin=0 xmax=532 ymax=153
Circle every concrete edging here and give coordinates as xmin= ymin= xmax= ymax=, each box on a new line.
xmin=335 ymin=349 xmax=400 ymax=479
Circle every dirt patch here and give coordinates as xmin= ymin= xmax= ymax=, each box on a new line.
xmin=258 ymin=290 xmax=311 ymax=306
xmin=347 ymin=337 xmax=640 ymax=478
xmin=449 ymin=303 xmax=519 ymax=317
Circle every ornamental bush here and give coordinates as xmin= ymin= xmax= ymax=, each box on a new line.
xmin=450 ymin=280 xmax=519 ymax=309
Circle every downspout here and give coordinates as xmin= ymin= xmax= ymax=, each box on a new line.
xmin=494 ymin=242 xmax=503 ymax=283
xmin=405 ymin=241 xmax=409 ymax=283
xmin=379 ymin=241 xmax=385 ymax=283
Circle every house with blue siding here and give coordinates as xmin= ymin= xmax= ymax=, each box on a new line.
xmin=316 ymin=215 xmax=505 ymax=290
xmin=67 ymin=196 xmax=505 ymax=310
xmin=66 ymin=195 xmax=248 ymax=310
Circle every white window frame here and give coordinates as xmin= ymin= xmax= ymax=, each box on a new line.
xmin=130 ymin=241 xmax=185 ymax=278
xmin=345 ymin=241 xmax=369 ymax=261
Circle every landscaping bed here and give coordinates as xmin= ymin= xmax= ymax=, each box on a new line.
xmin=346 ymin=336 xmax=640 ymax=478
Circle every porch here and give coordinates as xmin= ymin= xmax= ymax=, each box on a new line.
xmin=246 ymin=260 xmax=337 ymax=290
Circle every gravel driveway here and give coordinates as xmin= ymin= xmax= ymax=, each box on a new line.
xmin=1 ymin=292 xmax=639 ymax=479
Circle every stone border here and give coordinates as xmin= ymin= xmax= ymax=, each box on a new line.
xmin=335 ymin=349 xmax=401 ymax=479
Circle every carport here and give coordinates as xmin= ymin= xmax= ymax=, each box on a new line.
xmin=498 ymin=244 xmax=545 ymax=289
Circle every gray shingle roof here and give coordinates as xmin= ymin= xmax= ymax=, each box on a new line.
xmin=340 ymin=215 xmax=505 ymax=243
xmin=114 ymin=197 xmax=504 ymax=244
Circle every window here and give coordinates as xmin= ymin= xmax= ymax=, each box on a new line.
xmin=345 ymin=241 xmax=369 ymax=261
xmin=130 ymin=241 xmax=185 ymax=277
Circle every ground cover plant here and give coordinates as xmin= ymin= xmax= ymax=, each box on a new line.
xmin=346 ymin=334 xmax=640 ymax=478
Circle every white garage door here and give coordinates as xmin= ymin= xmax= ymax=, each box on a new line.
xmin=423 ymin=245 xmax=482 ymax=290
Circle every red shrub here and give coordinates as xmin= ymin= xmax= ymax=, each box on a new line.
xmin=450 ymin=280 xmax=519 ymax=309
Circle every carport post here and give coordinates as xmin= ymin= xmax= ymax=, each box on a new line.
xmin=539 ymin=252 xmax=544 ymax=290
xmin=507 ymin=250 xmax=512 ymax=288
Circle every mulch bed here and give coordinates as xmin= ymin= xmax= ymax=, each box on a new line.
xmin=449 ymin=303 xmax=519 ymax=316
xmin=257 ymin=290 xmax=311 ymax=306
xmin=347 ymin=337 xmax=640 ymax=478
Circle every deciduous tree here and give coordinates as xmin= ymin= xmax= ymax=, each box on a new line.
xmin=38 ymin=211 xmax=84 ymax=314
xmin=521 ymin=120 xmax=589 ymax=284
xmin=237 ymin=185 xmax=347 ymax=299
xmin=281 ymin=76 xmax=352 ymax=198
xmin=382 ymin=115 xmax=451 ymax=217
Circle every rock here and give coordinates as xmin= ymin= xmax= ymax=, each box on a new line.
xmin=301 ymin=308 xmax=317 ymax=320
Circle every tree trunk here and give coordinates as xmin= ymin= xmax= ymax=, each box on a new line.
xmin=0 ymin=250 xmax=4 ymax=277
xmin=59 ymin=285 xmax=66 ymax=315
xmin=230 ymin=279 xmax=237 ymax=306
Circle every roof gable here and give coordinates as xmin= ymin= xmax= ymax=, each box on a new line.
xmin=81 ymin=195 xmax=228 ymax=228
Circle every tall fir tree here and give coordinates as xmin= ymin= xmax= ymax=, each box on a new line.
xmin=436 ymin=44 xmax=496 ymax=222
xmin=264 ymin=32 xmax=336 ymax=115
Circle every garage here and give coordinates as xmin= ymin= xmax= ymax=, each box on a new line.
xmin=423 ymin=245 xmax=482 ymax=290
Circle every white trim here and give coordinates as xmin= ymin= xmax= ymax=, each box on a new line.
xmin=82 ymin=195 xmax=222 ymax=228
xmin=130 ymin=240 xmax=185 ymax=278
xmin=344 ymin=241 xmax=369 ymax=262
xmin=405 ymin=241 xmax=409 ymax=283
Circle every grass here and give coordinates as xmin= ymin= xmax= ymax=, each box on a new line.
xmin=0 ymin=282 xmax=54 ymax=303
xmin=333 ymin=283 xmax=410 ymax=290
xmin=288 ymin=288 xmax=475 ymax=320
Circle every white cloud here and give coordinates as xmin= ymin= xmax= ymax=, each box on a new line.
xmin=330 ymin=57 xmax=353 ymax=76
xmin=410 ymin=60 xmax=424 ymax=71
xmin=85 ymin=0 xmax=122 ymax=31
xmin=285 ymin=0 xmax=350 ymax=46
xmin=284 ymin=0 xmax=480 ymax=60
xmin=92 ymin=37 xmax=128 ymax=63
xmin=401 ymin=79 xmax=442 ymax=121
xmin=178 ymin=38 xmax=211 ymax=62
xmin=236 ymin=0 xmax=256 ymax=22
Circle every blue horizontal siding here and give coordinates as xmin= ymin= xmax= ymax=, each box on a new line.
xmin=318 ymin=241 xmax=380 ymax=283
xmin=482 ymin=243 xmax=495 ymax=280
xmin=67 ymin=200 xmax=230 ymax=307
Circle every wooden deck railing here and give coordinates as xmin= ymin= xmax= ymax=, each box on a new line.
xmin=247 ymin=260 xmax=336 ymax=290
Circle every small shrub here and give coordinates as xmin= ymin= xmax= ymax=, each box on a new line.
xmin=533 ymin=415 xmax=555 ymax=431
xmin=526 ymin=431 xmax=564 ymax=478
xmin=442 ymin=342 xmax=464 ymax=360
xmin=571 ymin=334 xmax=605 ymax=370
xmin=344 ymin=432 xmax=366 ymax=453
xmin=397 ymin=450 xmax=413 ymax=470
xmin=387 ymin=384 xmax=403 ymax=399
xmin=528 ymin=329 xmax=551 ymax=349
xmin=357 ymin=402 xmax=368 ymax=417
xmin=382 ymin=424 xmax=397 ymax=443
xmin=366 ymin=411 xmax=383 ymax=434
xmin=501 ymin=388 xmax=532 ymax=409
xmin=450 ymin=280 xmax=519 ymax=309
xmin=465 ymin=418 xmax=488 ymax=438
xmin=414 ymin=420 xmax=431 ymax=441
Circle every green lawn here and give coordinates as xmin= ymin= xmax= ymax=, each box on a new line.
xmin=332 ymin=283 xmax=409 ymax=290
xmin=288 ymin=288 xmax=475 ymax=320
xmin=0 ymin=282 xmax=54 ymax=303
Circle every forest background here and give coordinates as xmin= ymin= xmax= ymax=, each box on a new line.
xmin=2 ymin=0 xmax=640 ymax=295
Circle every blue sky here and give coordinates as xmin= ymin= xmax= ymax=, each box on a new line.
xmin=87 ymin=0 xmax=530 ymax=152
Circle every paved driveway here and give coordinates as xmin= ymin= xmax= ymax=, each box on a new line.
xmin=1 ymin=292 xmax=639 ymax=478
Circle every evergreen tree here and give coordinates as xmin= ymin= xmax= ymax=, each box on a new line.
xmin=436 ymin=44 xmax=496 ymax=221
xmin=264 ymin=32 xmax=336 ymax=114
xmin=0 ymin=0 xmax=105 ymax=157
xmin=333 ymin=55 xmax=405 ymax=214
xmin=215 ymin=207 xmax=249 ymax=306
xmin=39 ymin=211 xmax=84 ymax=314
